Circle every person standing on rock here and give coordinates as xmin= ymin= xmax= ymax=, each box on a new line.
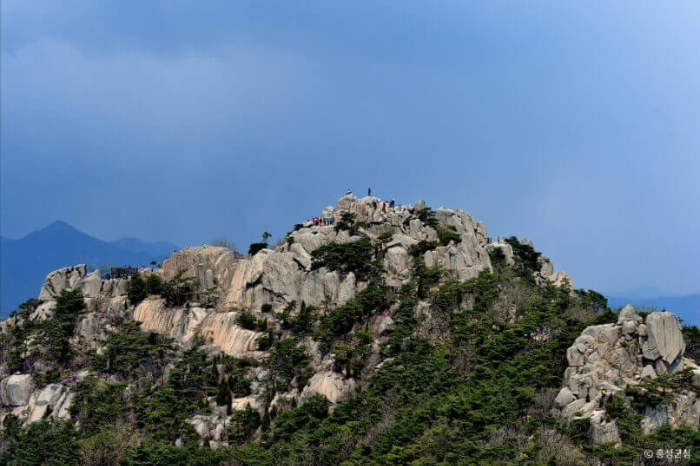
xmin=368 ymin=187 xmax=372 ymax=197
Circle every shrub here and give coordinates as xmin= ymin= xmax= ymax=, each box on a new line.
xmin=377 ymin=231 xmax=394 ymax=243
xmin=236 ymin=312 xmax=259 ymax=331
xmin=415 ymin=207 xmax=439 ymax=227
xmin=315 ymin=264 xmax=388 ymax=348
xmin=683 ymin=325 xmax=700 ymax=361
xmin=0 ymin=420 xmax=79 ymax=466
xmin=39 ymin=290 xmax=84 ymax=364
xmin=488 ymin=247 xmax=507 ymax=272
xmin=91 ymin=322 xmax=173 ymax=378
xmin=215 ymin=379 xmax=232 ymax=411
xmin=135 ymin=348 xmax=219 ymax=442
xmin=161 ymin=269 xmax=196 ymax=306
xmin=145 ymin=273 xmax=164 ymax=295
xmin=70 ymin=376 xmax=128 ymax=435
xmin=228 ymin=404 xmax=261 ymax=445
xmin=409 ymin=240 xmax=438 ymax=257
xmin=575 ymin=289 xmax=608 ymax=312
xmin=128 ymin=272 xmax=147 ymax=304
xmin=436 ymin=225 xmax=461 ymax=245
xmin=273 ymin=395 xmax=330 ymax=441
xmin=212 ymin=236 xmax=237 ymax=251
xmin=268 ymin=339 xmax=310 ymax=392
xmin=256 ymin=332 xmax=273 ymax=351
xmin=249 ymin=242 xmax=268 ymax=255
xmin=412 ymin=257 xmax=441 ymax=299
xmin=504 ymin=236 xmax=542 ymax=278
xmin=334 ymin=212 xmax=360 ymax=234
xmin=311 ymin=237 xmax=373 ymax=278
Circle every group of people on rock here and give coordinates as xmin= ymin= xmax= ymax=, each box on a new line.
xmin=312 ymin=216 xmax=335 ymax=226
xmin=371 ymin=199 xmax=396 ymax=212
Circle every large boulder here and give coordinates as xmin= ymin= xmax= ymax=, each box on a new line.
xmin=1 ymin=374 xmax=35 ymax=407
xmin=642 ymin=312 xmax=685 ymax=366
xmin=300 ymin=371 xmax=356 ymax=404
xmin=38 ymin=265 xmax=87 ymax=301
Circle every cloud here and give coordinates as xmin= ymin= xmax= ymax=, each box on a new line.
xmin=2 ymin=1 xmax=700 ymax=295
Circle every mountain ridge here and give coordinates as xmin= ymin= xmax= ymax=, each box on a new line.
xmin=0 ymin=221 xmax=178 ymax=317
xmin=1 ymin=195 xmax=697 ymax=465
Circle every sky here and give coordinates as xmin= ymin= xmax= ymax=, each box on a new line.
xmin=2 ymin=1 xmax=699 ymax=296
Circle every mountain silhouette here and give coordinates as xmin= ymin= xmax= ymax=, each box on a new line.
xmin=0 ymin=221 xmax=177 ymax=316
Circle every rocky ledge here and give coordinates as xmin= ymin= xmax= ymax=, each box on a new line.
xmin=555 ymin=305 xmax=700 ymax=443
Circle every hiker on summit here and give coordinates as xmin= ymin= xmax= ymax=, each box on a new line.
xmin=368 ymin=187 xmax=372 ymax=196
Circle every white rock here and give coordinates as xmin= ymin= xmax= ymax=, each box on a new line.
xmin=1 ymin=375 xmax=35 ymax=407
xmin=554 ymin=387 xmax=575 ymax=408
xmin=642 ymin=312 xmax=685 ymax=365
xmin=300 ymin=371 xmax=356 ymax=404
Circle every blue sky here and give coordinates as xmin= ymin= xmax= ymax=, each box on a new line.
xmin=2 ymin=1 xmax=699 ymax=296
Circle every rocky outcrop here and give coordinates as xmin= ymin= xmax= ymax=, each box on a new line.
xmin=159 ymin=246 xmax=237 ymax=295
xmin=486 ymin=238 xmax=515 ymax=266
xmin=1 ymin=374 xmax=35 ymax=407
xmin=300 ymin=371 xmax=357 ymax=404
xmin=38 ymin=265 xmax=87 ymax=301
xmin=643 ymin=312 xmax=686 ymax=367
xmin=548 ymin=271 xmax=574 ymax=293
xmin=556 ymin=306 xmax=698 ymax=443
xmin=0 ymin=376 xmax=72 ymax=426
xmin=38 ymin=265 xmax=129 ymax=302
xmin=133 ymin=298 xmax=265 ymax=360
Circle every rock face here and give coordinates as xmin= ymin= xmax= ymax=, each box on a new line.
xmin=300 ymin=371 xmax=357 ymax=404
xmin=152 ymin=196 xmax=494 ymax=317
xmin=0 ymin=375 xmax=73 ymax=427
xmin=556 ymin=306 xmax=698 ymax=443
xmin=38 ymin=265 xmax=129 ymax=302
xmin=642 ymin=312 xmax=686 ymax=366
xmin=548 ymin=271 xmax=574 ymax=293
xmin=1 ymin=374 xmax=35 ymax=407
xmin=1 ymin=193 xmax=583 ymax=442
xmin=38 ymin=265 xmax=87 ymax=301
xmin=160 ymin=246 xmax=237 ymax=295
xmin=133 ymin=299 xmax=265 ymax=360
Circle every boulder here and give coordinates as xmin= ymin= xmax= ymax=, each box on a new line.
xmin=80 ymin=271 xmax=103 ymax=298
xmin=640 ymin=364 xmax=657 ymax=381
xmin=590 ymin=411 xmax=620 ymax=444
xmin=554 ymin=387 xmax=575 ymax=408
xmin=642 ymin=312 xmax=685 ymax=366
xmin=300 ymin=371 xmax=356 ymax=404
xmin=1 ymin=374 xmax=35 ymax=407
xmin=548 ymin=271 xmax=574 ymax=292
xmin=617 ymin=305 xmax=642 ymax=325
xmin=38 ymin=265 xmax=87 ymax=301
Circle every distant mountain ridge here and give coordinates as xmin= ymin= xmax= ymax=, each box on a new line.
xmin=0 ymin=221 xmax=178 ymax=317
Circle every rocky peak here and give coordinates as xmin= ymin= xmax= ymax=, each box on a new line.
xmin=556 ymin=305 xmax=699 ymax=443
xmin=1 ymin=194 xmax=599 ymax=447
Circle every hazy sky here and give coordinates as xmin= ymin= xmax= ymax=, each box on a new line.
xmin=2 ymin=1 xmax=699 ymax=295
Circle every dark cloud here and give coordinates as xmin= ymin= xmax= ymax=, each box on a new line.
xmin=2 ymin=1 xmax=700 ymax=295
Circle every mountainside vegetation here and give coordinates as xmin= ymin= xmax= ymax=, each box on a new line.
xmin=1 ymin=199 xmax=698 ymax=466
